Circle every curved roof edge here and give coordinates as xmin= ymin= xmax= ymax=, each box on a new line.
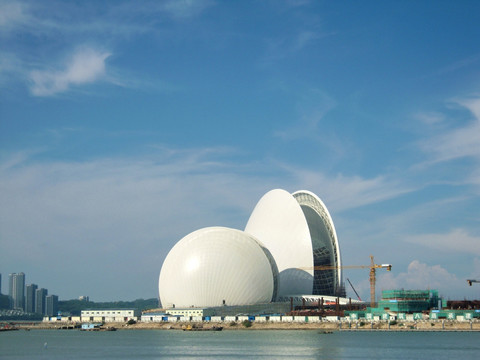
xmin=292 ymin=190 xmax=343 ymax=287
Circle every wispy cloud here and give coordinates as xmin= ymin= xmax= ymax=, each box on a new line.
xmin=161 ymin=0 xmax=214 ymax=19
xmin=29 ymin=48 xmax=111 ymax=96
xmin=0 ymin=145 xmax=265 ymax=249
xmin=1 ymin=0 xmax=213 ymax=36
xmin=292 ymin=30 xmax=331 ymax=52
xmin=0 ymin=137 xmax=475 ymax=299
xmin=436 ymin=53 xmax=480 ymax=76
xmin=417 ymin=96 xmax=480 ymax=163
xmin=405 ymin=229 xmax=480 ymax=256
xmin=274 ymin=89 xmax=337 ymax=140
xmin=0 ymin=52 xmax=23 ymax=88
xmin=284 ymin=0 xmax=312 ymax=7
xmin=0 ymin=146 xmax=259 ymax=299
xmin=0 ymin=143 xmax=416 ymax=259
xmin=251 ymin=159 xmax=414 ymax=213
xmin=262 ymin=29 xmax=332 ymax=62
xmin=414 ymin=111 xmax=445 ymax=126
xmin=2 ymin=0 xmax=213 ymax=95
xmin=0 ymin=0 xmax=27 ymax=32
xmin=467 ymin=167 xmax=480 ymax=191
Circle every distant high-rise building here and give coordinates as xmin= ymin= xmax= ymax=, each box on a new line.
xmin=45 ymin=295 xmax=58 ymax=317
xmin=9 ymin=273 xmax=25 ymax=310
xmin=8 ymin=274 xmax=13 ymax=308
xmin=25 ymin=284 xmax=38 ymax=313
xmin=35 ymin=288 xmax=48 ymax=315
xmin=0 ymin=273 xmax=2 ymax=294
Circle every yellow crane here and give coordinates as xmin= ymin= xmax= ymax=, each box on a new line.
xmin=467 ymin=279 xmax=479 ymax=286
xmin=301 ymin=255 xmax=392 ymax=308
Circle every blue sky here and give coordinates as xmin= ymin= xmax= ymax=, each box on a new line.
xmin=1 ymin=0 xmax=479 ymax=302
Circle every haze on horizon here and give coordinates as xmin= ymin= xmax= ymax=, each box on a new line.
xmin=1 ymin=0 xmax=479 ymax=302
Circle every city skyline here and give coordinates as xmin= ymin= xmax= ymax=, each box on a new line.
xmin=0 ymin=272 xmax=57 ymax=316
xmin=1 ymin=1 xmax=480 ymax=301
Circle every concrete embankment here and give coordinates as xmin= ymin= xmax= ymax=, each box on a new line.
xmin=14 ymin=320 xmax=480 ymax=332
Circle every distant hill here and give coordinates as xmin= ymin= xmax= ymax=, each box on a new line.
xmin=59 ymin=298 xmax=159 ymax=316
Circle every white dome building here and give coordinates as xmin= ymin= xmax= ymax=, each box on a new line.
xmin=158 ymin=189 xmax=343 ymax=309
xmin=159 ymin=227 xmax=278 ymax=309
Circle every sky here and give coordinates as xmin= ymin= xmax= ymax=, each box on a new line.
xmin=1 ymin=0 xmax=479 ymax=302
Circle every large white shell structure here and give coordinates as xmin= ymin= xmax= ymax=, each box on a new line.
xmin=245 ymin=189 xmax=343 ymax=299
xmin=245 ymin=189 xmax=314 ymax=298
xmin=159 ymin=227 xmax=278 ymax=308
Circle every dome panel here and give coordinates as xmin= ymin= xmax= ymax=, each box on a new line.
xmin=159 ymin=227 xmax=277 ymax=308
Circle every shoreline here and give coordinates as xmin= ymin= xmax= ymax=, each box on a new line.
xmin=9 ymin=320 xmax=480 ymax=332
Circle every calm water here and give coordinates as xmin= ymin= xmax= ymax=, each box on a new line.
xmin=0 ymin=329 xmax=479 ymax=359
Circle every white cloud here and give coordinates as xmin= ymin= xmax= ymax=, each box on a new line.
xmin=418 ymin=96 xmax=480 ymax=163
xmin=30 ymin=48 xmax=111 ymax=96
xmin=377 ymin=260 xmax=460 ymax=295
xmin=405 ymin=229 xmax=480 ymax=256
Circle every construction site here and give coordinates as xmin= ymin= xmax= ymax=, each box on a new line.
xmin=289 ymin=256 xmax=479 ymax=321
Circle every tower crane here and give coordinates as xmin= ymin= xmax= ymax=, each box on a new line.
xmin=467 ymin=279 xmax=479 ymax=286
xmin=301 ymin=255 xmax=392 ymax=308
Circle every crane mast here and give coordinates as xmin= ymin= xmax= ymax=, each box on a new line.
xmin=369 ymin=255 xmax=376 ymax=309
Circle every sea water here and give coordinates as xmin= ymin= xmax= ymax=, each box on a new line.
xmin=1 ymin=329 xmax=479 ymax=359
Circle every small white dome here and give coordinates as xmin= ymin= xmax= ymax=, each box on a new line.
xmin=159 ymin=227 xmax=277 ymax=308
